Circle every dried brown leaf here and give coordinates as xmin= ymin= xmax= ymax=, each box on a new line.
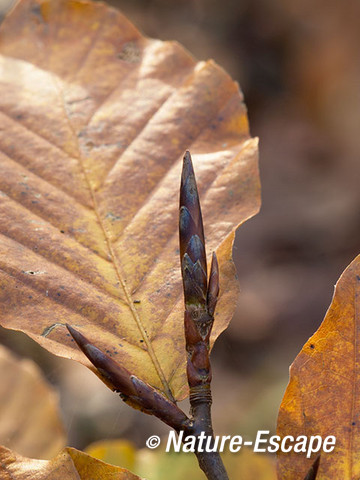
xmin=0 ymin=0 xmax=260 ymax=400
xmin=277 ymin=255 xmax=360 ymax=479
xmin=0 ymin=445 xmax=143 ymax=479
xmin=0 ymin=345 xmax=65 ymax=459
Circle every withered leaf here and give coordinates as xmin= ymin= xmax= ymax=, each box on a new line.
xmin=0 ymin=345 xmax=65 ymax=459
xmin=0 ymin=0 xmax=260 ymax=400
xmin=0 ymin=445 xmax=142 ymax=479
xmin=277 ymin=255 xmax=360 ymax=479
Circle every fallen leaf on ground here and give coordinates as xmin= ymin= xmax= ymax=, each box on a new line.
xmin=85 ymin=439 xmax=276 ymax=480
xmin=0 ymin=344 xmax=65 ymax=459
xmin=0 ymin=445 xmax=143 ymax=479
xmin=0 ymin=0 xmax=260 ymax=401
xmin=277 ymin=254 xmax=360 ymax=479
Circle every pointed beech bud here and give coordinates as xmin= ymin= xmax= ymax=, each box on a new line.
xmin=179 ymin=153 xmax=216 ymax=405
xmin=207 ymin=252 xmax=219 ymax=316
xmin=179 ymin=152 xmax=220 ymax=344
xmin=66 ymin=324 xmax=190 ymax=431
xmin=180 ymin=152 xmax=207 ymax=304
xmin=304 ymin=456 xmax=320 ymax=480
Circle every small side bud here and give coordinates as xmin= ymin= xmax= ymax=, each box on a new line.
xmin=66 ymin=324 xmax=190 ymax=430
xmin=207 ymin=252 xmax=219 ymax=316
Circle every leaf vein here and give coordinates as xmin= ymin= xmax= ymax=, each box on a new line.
xmin=0 ymin=230 xmax=127 ymax=307
xmin=54 ymin=76 xmax=175 ymax=401
xmin=113 ymin=90 xmax=238 ymax=250
xmin=0 ymin=107 xmax=77 ymax=165
xmin=0 ymin=147 xmax=94 ymax=214
xmin=0 ymin=265 xmax=146 ymax=353
xmin=96 ymin=69 xmax=194 ymax=188
xmin=0 ymin=183 xmax=110 ymax=263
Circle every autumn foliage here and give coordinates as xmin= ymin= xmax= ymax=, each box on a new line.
xmin=277 ymin=256 xmax=360 ymax=479
xmin=0 ymin=0 xmax=259 ymax=402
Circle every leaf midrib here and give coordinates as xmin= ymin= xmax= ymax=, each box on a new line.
xmin=53 ymin=75 xmax=175 ymax=402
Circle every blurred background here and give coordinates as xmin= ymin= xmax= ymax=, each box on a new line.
xmin=0 ymin=0 xmax=359 ymax=457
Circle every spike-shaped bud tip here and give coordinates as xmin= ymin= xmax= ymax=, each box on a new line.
xmin=179 ymin=151 xmax=219 ymax=324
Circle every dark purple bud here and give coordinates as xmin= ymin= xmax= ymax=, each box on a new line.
xmin=67 ymin=324 xmax=190 ymax=431
xmin=179 ymin=152 xmax=220 ymax=355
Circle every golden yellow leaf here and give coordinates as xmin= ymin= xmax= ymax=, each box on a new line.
xmin=0 ymin=0 xmax=260 ymax=400
xmin=85 ymin=439 xmax=136 ymax=472
xmin=277 ymin=255 xmax=360 ymax=479
xmin=0 ymin=345 xmax=65 ymax=460
xmin=0 ymin=445 xmax=143 ymax=479
xmin=85 ymin=439 xmax=276 ymax=480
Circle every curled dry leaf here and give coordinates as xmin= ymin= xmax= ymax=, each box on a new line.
xmin=0 ymin=345 xmax=65 ymax=460
xmin=0 ymin=0 xmax=260 ymax=400
xmin=277 ymin=255 xmax=360 ymax=479
xmin=0 ymin=445 xmax=143 ymax=479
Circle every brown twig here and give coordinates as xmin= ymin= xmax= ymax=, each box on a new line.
xmin=179 ymin=151 xmax=229 ymax=480
xmin=67 ymin=150 xmax=229 ymax=480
